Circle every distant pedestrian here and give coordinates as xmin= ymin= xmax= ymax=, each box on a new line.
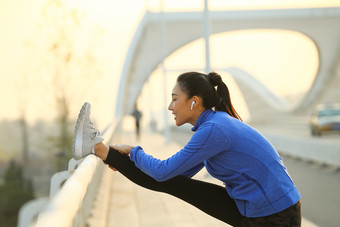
xmin=72 ymin=71 xmax=301 ymax=227
xmin=132 ymin=106 xmax=142 ymax=140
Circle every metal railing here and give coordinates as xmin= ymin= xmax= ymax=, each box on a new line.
xmin=18 ymin=120 xmax=117 ymax=227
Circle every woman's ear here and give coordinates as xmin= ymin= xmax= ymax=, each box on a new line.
xmin=190 ymin=96 xmax=201 ymax=110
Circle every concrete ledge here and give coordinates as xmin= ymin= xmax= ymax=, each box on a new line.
xmin=262 ymin=131 xmax=340 ymax=168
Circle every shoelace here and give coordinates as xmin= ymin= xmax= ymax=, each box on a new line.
xmin=89 ymin=122 xmax=101 ymax=139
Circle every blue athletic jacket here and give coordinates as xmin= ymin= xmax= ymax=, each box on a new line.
xmin=130 ymin=109 xmax=301 ymax=217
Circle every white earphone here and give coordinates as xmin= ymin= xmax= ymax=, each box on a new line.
xmin=190 ymin=101 xmax=196 ymax=110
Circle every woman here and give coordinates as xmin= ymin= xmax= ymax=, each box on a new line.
xmin=72 ymin=72 xmax=301 ymax=226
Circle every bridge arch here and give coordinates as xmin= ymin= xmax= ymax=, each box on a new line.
xmin=165 ymin=28 xmax=318 ymax=109
xmin=116 ymin=7 xmax=340 ymax=120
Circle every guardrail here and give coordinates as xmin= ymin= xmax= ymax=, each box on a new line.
xmin=18 ymin=120 xmax=117 ymax=227
xmin=263 ymin=131 xmax=340 ymax=168
xmin=35 ymin=155 xmax=103 ymax=227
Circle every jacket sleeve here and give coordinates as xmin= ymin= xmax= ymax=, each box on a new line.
xmin=129 ymin=123 xmax=228 ymax=181
xmin=181 ymin=162 xmax=205 ymax=178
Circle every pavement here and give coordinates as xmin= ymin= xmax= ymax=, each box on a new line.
xmin=88 ymin=130 xmax=318 ymax=227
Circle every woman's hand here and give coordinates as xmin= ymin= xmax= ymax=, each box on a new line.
xmin=110 ymin=144 xmax=134 ymax=156
xmin=107 ymin=144 xmax=134 ymax=171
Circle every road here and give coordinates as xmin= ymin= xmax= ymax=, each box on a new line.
xmin=282 ymin=153 xmax=340 ymax=227
xmin=170 ymin=118 xmax=340 ymax=227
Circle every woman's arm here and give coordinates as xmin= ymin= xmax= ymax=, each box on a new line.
xmin=129 ymin=123 xmax=227 ymax=181
xmin=181 ymin=162 xmax=205 ymax=178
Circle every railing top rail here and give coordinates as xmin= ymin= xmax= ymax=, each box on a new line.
xmin=34 ymin=119 xmax=116 ymax=227
xmin=35 ymin=154 xmax=100 ymax=227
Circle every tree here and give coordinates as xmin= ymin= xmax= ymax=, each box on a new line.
xmin=31 ymin=0 xmax=103 ymax=170
xmin=15 ymin=39 xmax=37 ymax=179
xmin=0 ymin=160 xmax=34 ymax=227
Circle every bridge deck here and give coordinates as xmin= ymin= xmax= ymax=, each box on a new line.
xmin=87 ymin=131 xmax=317 ymax=227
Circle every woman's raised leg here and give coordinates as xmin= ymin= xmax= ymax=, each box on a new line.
xmin=100 ymin=146 xmax=243 ymax=227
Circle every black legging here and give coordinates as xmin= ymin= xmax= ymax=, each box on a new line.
xmin=104 ymin=147 xmax=243 ymax=227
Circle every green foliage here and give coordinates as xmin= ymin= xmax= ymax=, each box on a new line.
xmin=34 ymin=0 xmax=101 ymax=171
xmin=0 ymin=147 xmax=11 ymax=161
xmin=0 ymin=160 xmax=34 ymax=227
xmin=47 ymin=124 xmax=74 ymax=171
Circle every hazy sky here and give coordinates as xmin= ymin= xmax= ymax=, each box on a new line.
xmin=1 ymin=0 xmax=340 ymax=129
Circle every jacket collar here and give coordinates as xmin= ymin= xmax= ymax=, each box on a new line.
xmin=191 ymin=109 xmax=214 ymax=132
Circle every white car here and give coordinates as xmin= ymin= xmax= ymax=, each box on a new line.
xmin=309 ymin=104 xmax=340 ymax=136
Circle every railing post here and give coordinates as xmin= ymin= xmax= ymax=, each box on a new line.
xmin=49 ymin=171 xmax=71 ymax=198
xmin=18 ymin=198 xmax=48 ymax=227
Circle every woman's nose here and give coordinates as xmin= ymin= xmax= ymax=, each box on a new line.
xmin=168 ymin=102 xmax=172 ymax=111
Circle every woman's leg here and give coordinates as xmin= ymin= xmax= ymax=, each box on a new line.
xmin=103 ymin=147 xmax=243 ymax=227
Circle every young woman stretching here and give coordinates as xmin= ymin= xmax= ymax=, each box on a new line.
xmin=72 ymin=72 xmax=301 ymax=227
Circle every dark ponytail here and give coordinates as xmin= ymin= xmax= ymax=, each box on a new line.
xmin=177 ymin=71 xmax=242 ymax=121
xmin=207 ymin=72 xmax=242 ymax=121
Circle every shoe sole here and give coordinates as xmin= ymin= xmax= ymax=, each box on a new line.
xmin=72 ymin=102 xmax=90 ymax=160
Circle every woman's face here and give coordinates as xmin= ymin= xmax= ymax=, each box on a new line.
xmin=168 ymin=83 xmax=195 ymax=126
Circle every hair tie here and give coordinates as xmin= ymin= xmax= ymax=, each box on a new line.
xmin=207 ymin=72 xmax=222 ymax=87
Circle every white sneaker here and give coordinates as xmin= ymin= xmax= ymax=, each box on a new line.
xmin=72 ymin=102 xmax=104 ymax=160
